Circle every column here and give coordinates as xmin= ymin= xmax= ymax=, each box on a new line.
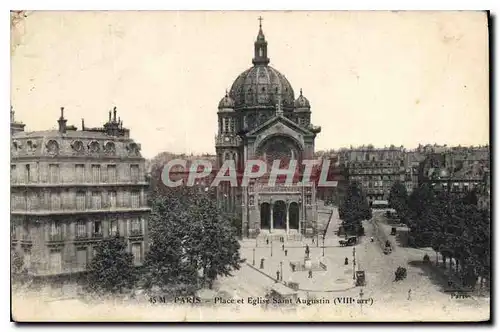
xmin=286 ymin=203 xmax=290 ymax=234
xmin=299 ymin=204 xmax=302 ymax=235
xmin=270 ymin=203 xmax=274 ymax=232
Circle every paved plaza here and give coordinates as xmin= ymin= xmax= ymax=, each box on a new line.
xmin=214 ymin=206 xmax=489 ymax=318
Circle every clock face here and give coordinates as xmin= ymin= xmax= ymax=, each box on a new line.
xmin=224 ymin=137 xmax=230 ymax=142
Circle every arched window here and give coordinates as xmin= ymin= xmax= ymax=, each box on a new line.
xmin=259 ymin=47 xmax=263 ymax=57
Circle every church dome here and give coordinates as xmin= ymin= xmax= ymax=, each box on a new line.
xmin=218 ymin=91 xmax=235 ymax=109
xmin=229 ymin=66 xmax=295 ymax=110
xmin=294 ymin=89 xmax=310 ymax=109
xmin=226 ymin=19 xmax=295 ymax=111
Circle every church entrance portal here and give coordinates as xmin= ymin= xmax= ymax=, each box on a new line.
xmin=272 ymin=201 xmax=286 ymax=229
xmin=289 ymin=202 xmax=299 ymax=229
xmin=260 ymin=203 xmax=270 ymax=229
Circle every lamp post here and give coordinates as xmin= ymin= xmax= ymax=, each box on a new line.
xmin=353 ymin=247 xmax=356 ymax=280
xmin=359 ymin=288 xmax=364 ymax=313
xmin=253 ymin=248 xmax=256 ymax=266
xmin=271 ymin=238 xmax=273 ymax=257
xmin=280 ymin=261 xmax=283 ymax=281
xmin=322 ymin=238 xmax=325 ymax=257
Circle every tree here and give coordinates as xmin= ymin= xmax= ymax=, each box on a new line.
xmin=462 ymin=189 xmax=479 ymax=206
xmin=339 ymin=181 xmax=371 ymax=234
xmin=142 ymin=189 xmax=199 ymax=297
xmin=143 ymin=185 xmax=244 ymax=294
xmin=388 ymin=181 xmax=409 ymax=220
xmin=87 ymin=236 xmax=138 ymax=295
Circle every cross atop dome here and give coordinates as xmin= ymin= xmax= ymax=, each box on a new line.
xmin=258 ymin=16 xmax=263 ymax=29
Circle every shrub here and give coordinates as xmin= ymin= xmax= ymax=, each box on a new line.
xmin=395 ymin=266 xmax=407 ymax=281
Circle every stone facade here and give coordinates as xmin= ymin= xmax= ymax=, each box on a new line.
xmin=215 ymin=22 xmax=321 ymax=238
xmin=10 ymin=107 xmax=150 ymax=278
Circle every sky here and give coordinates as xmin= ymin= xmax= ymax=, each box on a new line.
xmin=11 ymin=11 xmax=489 ymax=159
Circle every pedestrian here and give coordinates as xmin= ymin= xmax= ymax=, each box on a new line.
xmin=312 ymin=237 xmax=315 ymax=244
xmin=408 ymin=289 xmax=411 ymax=300
xmin=308 ymin=270 xmax=313 ymax=278
xmin=344 ymin=257 xmax=349 ymax=265
xmin=266 ymin=239 xmax=269 ymax=245
xmin=276 ymin=271 xmax=280 ymax=282
xmin=260 ymin=258 xmax=265 ymax=269
xmin=285 ymin=249 xmax=288 ymax=257
xmin=370 ymin=236 xmax=374 ymax=242
xmin=282 ymin=244 xmax=285 ymax=251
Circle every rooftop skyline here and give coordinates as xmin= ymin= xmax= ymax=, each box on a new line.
xmin=11 ymin=11 xmax=489 ymax=158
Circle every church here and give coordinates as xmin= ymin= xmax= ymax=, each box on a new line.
xmin=215 ymin=19 xmax=322 ymax=238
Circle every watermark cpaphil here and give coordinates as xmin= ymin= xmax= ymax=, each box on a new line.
xmin=160 ymin=158 xmax=339 ymax=188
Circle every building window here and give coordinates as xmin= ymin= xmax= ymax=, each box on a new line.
xmin=76 ymin=248 xmax=87 ymax=270
xmin=76 ymin=191 xmax=86 ymax=210
xmin=75 ymin=164 xmax=85 ymax=183
xmin=108 ymin=191 xmax=117 ymax=208
xmin=131 ymin=243 xmax=142 ymax=265
xmin=26 ymin=192 xmax=35 ymax=210
xmin=10 ymin=223 xmax=16 ymax=239
xmin=131 ymin=191 xmax=140 ymax=208
xmin=24 ymin=249 xmax=31 ymax=270
xmin=91 ymin=192 xmax=102 ymax=210
xmin=130 ymin=165 xmax=140 ymax=182
xmin=91 ymin=165 xmax=101 ymax=183
xmin=11 ymin=165 xmax=16 ymax=184
xmin=109 ymin=220 xmax=118 ymax=237
xmin=130 ymin=218 xmax=141 ymax=235
xmin=50 ymin=192 xmax=61 ymax=210
xmin=49 ymin=222 xmax=62 ymax=241
xmin=107 ymin=165 xmax=117 ymax=183
xmin=223 ymin=118 xmax=230 ymax=133
xmin=25 ymin=164 xmax=31 ymax=183
xmin=49 ymin=164 xmax=60 ymax=183
xmin=93 ymin=221 xmax=102 ymax=237
xmin=76 ymin=220 xmax=87 ymax=238
xmin=49 ymin=250 xmax=62 ymax=274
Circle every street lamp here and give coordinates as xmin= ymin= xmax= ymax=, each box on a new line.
xmin=353 ymin=247 xmax=356 ymax=280
xmin=271 ymin=238 xmax=273 ymax=257
xmin=322 ymin=238 xmax=325 ymax=257
xmin=280 ymin=261 xmax=283 ymax=281
xmin=253 ymin=248 xmax=256 ymax=266
xmin=359 ymin=288 xmax=364 ymax=313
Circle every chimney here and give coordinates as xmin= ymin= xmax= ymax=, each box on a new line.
xmin=113 ymin=107 xmax=117 ymax=122
xmin=109 ymin=111 xmax=112 ymax=122
xmin=58 ymin=107 xmax=67 ymax=133
xmin=81 ymin=118 xmax=85 ymax=130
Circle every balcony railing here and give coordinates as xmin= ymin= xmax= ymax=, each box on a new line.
xmin=11 ymin=181 xmax=149 ymax=187
xmin=92 ymin=232 xmax=103 ymax=239
xmin=48 ymin=234 xmax=64 ymax=242
xmin=129 ymin=229 xmax=143 ymax=237
xmin=11 ymin=206 xmax=151 ymax=216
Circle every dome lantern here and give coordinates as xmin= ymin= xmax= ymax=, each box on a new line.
xmin=294 ymin=88 xmax=311 ymax=110
xmin=252 ymin=16 xmax=270 ymax=66
xmin=218 ymin=90 xmax=235 ymax=110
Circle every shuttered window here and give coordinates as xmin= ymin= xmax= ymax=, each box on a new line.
xmin=91 ymin=165 xmax=101 ymax=183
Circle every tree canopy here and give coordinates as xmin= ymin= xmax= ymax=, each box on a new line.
xmin=339 ymin=181 xmax=371 ymax=234
xmin=143 ymin=184 xmax=244 ymax=296
xmin=87 ymin=236 xmax=138 ymax=295
xmin=406 ymin=184 xmax=490 ymax=288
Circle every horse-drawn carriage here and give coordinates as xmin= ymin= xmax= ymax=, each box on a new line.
xmin=339 ymin=236 xmax=357 ymax=247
